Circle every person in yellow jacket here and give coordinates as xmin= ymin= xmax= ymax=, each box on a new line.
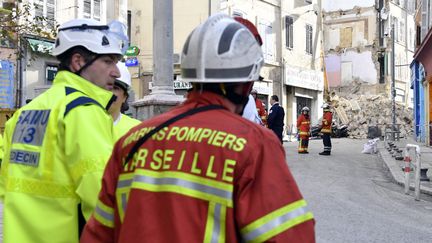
xmin=110 ymin=62 xmax=141 ymax=140
xmin=0 ymin=18 xmax=128 ymax=243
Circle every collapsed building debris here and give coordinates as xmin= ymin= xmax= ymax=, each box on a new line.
xmin=330 ymin=92 xmax=413 ymax=139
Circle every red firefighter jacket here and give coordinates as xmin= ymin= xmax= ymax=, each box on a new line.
xmin=81 ymin=91 xmax=315 ymax=243
xmin=321 ymin=110 xmax=333 ymax=134
xmin=296 ymin=114 xmax=310 ymax=138
xmin=255 ymin=98 xmax=267 ymax=126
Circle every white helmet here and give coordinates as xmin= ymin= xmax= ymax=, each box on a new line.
xmin=180 ymin=13 xmax=264 ymax=83
xmin=302 ymin=106 xmax=310 ymax=112
xmin=322 ymin=103 xmax=330 ymax=109
xmin=52 ymin=19 xmax=128 ymax=56
xmin=115 ymin=62 xmax=131 ymax=90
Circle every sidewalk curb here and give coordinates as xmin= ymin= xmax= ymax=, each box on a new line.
xmin=378 ymin=144 xmax=432 ymax=197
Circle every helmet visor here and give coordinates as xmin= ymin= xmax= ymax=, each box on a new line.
xmin=106 ymin=20 xmax=129 ymax=54
xmin=58 ymin=20 xmax=129 ymax=55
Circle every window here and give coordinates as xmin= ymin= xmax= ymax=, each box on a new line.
xmin=305 ymin=24 xmax=313 ymax=54
xmin=34 ymin=0 xmax=56 ymax=27
xmin=94 ymin=0 xmax=101 ymax=20
xmin=84 ymin=0 xmax=91 ymax=18
xmin=340 ymin=27 xmax=353 ymax=48
xmin=34 ymin=0 xmax=44 ymax=25
xmin=258 ymin=20 xmax=275 ymax=61
xmin=399 ymin=20 xmax=405 ymax=43
xmin=46 ymin=64 xmax=58 ymax=84
xmin=46 ymin=0 xmax=55 ymax=26
xmin=83 ymin=0 xmax=101 ymax=20
xmin=127 ymin=10 xmax=132 ymax=44
xmin=392 ymin=17 xmax=399 ymax=42
xmin=285 ymin=16 xmax=293 ymax=49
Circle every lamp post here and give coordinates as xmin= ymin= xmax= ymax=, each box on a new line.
xmin=391 ymin=22 xmax=396 ymax=141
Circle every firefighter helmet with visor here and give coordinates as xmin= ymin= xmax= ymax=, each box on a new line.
xmin=180 ymin=14 xmax=264 ymax=83
xmin=115 ymin=62 xmax=132 ymax=92
xmin=52 ymin=18 xmax=128 ymax=57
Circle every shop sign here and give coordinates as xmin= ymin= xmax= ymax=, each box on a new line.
xmin=125 ymin=46 xmax=140 ymax=56
xmin=125 ymin=57 xmax=139 ymax=67
xmin=285 ymin=65 xmax=323 ymax=91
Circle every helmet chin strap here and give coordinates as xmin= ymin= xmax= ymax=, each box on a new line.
xmin=220 ymin=83 xmax=250 ymax=116
xmin=75 ymin=55 xmax=101 ymax=76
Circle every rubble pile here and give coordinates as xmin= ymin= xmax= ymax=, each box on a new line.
xmin=331 ymin=93 xmax=414 ymax=139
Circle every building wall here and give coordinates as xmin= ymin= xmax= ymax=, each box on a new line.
xmin=20 ymin=0 xmax=127 ymax=105
xmin=129 ymin=0 xmax=209 ymax=99
xmin=388 ymin=1 xmax=415 ymax=107
xmin=221 ymin=0 xmax=281 ymax=106
xmin=326 ymin=51 xmax=377 ymax=85
xmin=323 ymin=6 xmax=378 ymax=85
xmin=323 ymin=0 xmax=375 ymax=11
xmin=281 ymin=0 xmax=323 ymax=128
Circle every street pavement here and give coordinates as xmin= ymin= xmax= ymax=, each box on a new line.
xmin=285 ymin=138 xmax=432 ymax=243
xmin=1 ymin=138 xmax=431 ymax=243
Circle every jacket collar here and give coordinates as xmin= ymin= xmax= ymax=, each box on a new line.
xmin=54 ymin=71 xmax=115 ymax=109
xmin=184 ymin=91 xmax=236 ymax=112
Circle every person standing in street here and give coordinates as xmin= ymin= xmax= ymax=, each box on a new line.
xmin=81 ymin=13 xmax=315 ymax=243
xmin=268 ymin=95 xmax=285 ymax=143
xmin=110 ymin=62 xmax=141 ymax=141
xmin=319 ymin=103 xmax=333 ymax=155
xmin=251 ymin=89 xmax=267 ymax=126
xmin=242 ymin=94 xmax=263 ymax=125
xmin=297 ymin=106 xmax=311 ymax=154
xmin=0 ymin=18 xmax=128 ymax=243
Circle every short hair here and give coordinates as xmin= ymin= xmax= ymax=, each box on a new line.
xmin=57 ymin=46 xmax=96 ymax=71
xmin=271 ymin=95 xmax=279 ymax=102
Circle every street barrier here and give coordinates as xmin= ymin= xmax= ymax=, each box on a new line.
xmin=403 ymin=144 xmax=421 ymax=201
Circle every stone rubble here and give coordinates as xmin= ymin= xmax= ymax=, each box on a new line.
xmin=330 ymin=92 xmax=414 ymax=139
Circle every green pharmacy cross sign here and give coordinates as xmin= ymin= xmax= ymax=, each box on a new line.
xmin=125 ymin=46 xmax=140 ymax=56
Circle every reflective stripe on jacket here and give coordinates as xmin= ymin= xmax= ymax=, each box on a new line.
xmin=0 ymin=71 xmax=115 ymax=243
xmin=321 ymin=110 xmax=332 ymax=134
xmin=81 ymin=91 xmax=315 ymax=243
xmin=296 ymin=114 xmax=310 ymax=138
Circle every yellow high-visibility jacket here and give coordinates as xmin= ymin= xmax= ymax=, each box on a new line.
xmin=0 ymin=71 xmax=116 ymax=243
xmin=113 ymin=114 xmax=140 ymax=141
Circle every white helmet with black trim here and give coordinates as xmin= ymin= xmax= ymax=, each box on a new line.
xmin=115 ymin=62 xmax=132 ymax=91
xmin=321 ymin=103 xmax=330 ymax=109
xmin=52 ymin=18 xmax=128 ymax=56
xmin=180 ymin=13 xmax=264 ymax=83
xmin=301 ymin=106 xmax=310 ymax=112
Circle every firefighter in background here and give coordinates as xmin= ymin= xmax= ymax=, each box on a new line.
xmin=0 ymin=18 xmax=127 ymax=243
xmin=110 ymin=62 xmax=141 ymax=140
xmin=81 ymin=13 xmax=315 ymax=243
xmin=319 ymin=103 xmax=333 ymax=155
xmin=251 ymin=89 xmax=267 ymax=126
xmin=297 ymin=106 xmax=311 ymax=154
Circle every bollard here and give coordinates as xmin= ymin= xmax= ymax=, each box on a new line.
xmin=404 ymin=144 xmax=421 ymax=201
xmin=403 ymin=149 xmax=411 ymax=195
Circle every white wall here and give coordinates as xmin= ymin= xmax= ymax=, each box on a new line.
xmin=323 ymin=0 xmax=375 ymax=11
xmin=333 ymin=50 xmax=377 ymax=84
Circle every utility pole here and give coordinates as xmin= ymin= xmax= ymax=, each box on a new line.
xmin=391 ymin=22 xmax=396 ymax=141
xmin=133 ymin=0 xmax=184 ymax=120
xmin=152 ymin=0 xmax=175 ymax=95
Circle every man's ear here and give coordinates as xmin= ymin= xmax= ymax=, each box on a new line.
xmin=69 ymin=53 xmax=84 ymax=72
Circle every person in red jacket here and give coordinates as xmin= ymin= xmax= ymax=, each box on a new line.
xmin=297 ymin=106 xmax=311 ymax=154
xmin=81 ymin=14 xmax=315 ymax=243
xmin=319 ymin=103 xmax=333 ymax=155
xmin=251 ymin=89 xmax=267 ymax=126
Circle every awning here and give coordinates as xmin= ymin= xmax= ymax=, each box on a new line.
xmin=26 ymin=38 xmax=55 ymax=55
